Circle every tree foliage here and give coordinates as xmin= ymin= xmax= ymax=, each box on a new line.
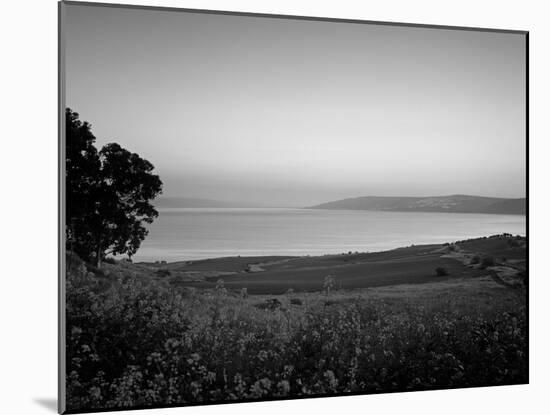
xmin=66 ymin=108 xmax=162 ymax=266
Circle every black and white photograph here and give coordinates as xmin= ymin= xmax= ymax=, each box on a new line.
xmin=59 ymin=1 xmax=527 ymax=413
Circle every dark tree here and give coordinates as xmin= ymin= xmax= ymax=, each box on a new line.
xmin=65 ymin=108 xmax=163 ymax=266
xmin=66 ymin=108 xmax=101 ymax=263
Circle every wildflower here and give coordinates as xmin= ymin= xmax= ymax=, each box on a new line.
xmin=277 ymin=380 xmax=291 ymax=394
xmin=283 ymin=365 xmax=294 ymax=376
xmin=324 ymin=370 xmax=338 ymax=389
xmin=164 ymin=338 xmax=180 ymax=350
xmin=89 ymin=386 xmax=101 ymax=400
xmin=250 ymin=378 xmax=272 ymax=397
xmin=257 ymin=350 xmax=269 ymax=361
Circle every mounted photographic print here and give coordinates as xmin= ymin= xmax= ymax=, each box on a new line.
xmin=59 ymin=1 xmax=528 ymax=413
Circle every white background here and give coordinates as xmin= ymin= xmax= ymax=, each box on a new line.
xmin=0 ymin=0 xmax=547 ymax=414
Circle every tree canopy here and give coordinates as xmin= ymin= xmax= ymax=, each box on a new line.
xmin=66 ymin=108 xmax=163 ymax=266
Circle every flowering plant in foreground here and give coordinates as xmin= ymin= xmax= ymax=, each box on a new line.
xmin=65 ymin=255 xmax=527 ymax=411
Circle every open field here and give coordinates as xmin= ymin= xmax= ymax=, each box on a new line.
xmin=135 ymin=234 xmax=526 ymax=294
xmin=65 ymin=234 xmax=527 ymax=412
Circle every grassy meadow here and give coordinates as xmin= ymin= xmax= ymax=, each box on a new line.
xmin=65 ymin=235 xmax=527 ymax=412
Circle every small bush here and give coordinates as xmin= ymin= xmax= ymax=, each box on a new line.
xmin=435 ymin=267 xmax=449 ymax=276
xmin=215 ymin=279 xmax=227 ymax=296
xmin=324 ymin=275 xmax=335 ymax=295
xmin=155 ymin=269 xmax=171 ymax=278
xmin=255 ymin=298 xmax=282 ymax=310
xmin=470 ymin=255 xmax=480 ymax=265
xmin=480 ymin=256 xmax=495 ymax=269
xmin=290 ymin=298 xmax=303 ymax=306
xmin=508 ymin=239 xmax=520 ymax=248
xmin=85 ymin=264 xmax=109 ymax=278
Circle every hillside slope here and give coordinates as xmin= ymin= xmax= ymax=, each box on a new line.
xmin=309 ymin=195 xmax=526 ymax=215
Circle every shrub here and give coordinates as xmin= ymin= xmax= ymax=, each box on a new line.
xmin=255 ymin=298 xmax=282 ymax=310
xmin=323 ymin=275 xmax=335 ymax=295
xmin=480 ymin=256 xmax=495 ymax=269
xmin=215 ymin=279 xmax=227 ymax=296
xmin=435 ymin=267 xmax=449 ymax=276
xmin=508 ymin=239 xmax=520 ymax=248
xmin=470 ymin=256 xmax=480 ymax=265
xmin=155 ymin=269 xmax=171 ymax=278
xmin=290 ymin=298 xmax=303 ymax=306
xmin=85 ymin=263 xmax=109 ymax=278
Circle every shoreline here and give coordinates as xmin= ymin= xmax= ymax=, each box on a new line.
xmin=117 ymin=234 xmax=527 ymax=295
xmin=133 ymin=233 xmax=527 ymax=265
xmin=136 ymin=243 xmax=437 ymax=266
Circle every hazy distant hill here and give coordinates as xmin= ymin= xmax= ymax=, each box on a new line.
xmin=154 ymin=197 xmax=260 ymax=208
xmin=309 ymin=195 xmax=526 ymax=215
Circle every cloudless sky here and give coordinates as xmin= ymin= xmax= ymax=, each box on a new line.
xmin=64 ymin=4 xmax=526 ymax=207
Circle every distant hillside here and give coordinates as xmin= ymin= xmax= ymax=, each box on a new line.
xmin=309 ymin=195 xmax=526 ymax=215
xmin=154 ymin=197 xmax=260 ymax=208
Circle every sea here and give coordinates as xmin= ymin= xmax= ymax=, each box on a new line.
xmin=130 ymin=208 xmax=527 ymax=262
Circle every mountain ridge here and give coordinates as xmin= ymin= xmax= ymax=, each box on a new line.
xmin=308 ymin=194 xmax=526 ymax=215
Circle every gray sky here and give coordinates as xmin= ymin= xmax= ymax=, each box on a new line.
xmin=65 ymin=4 xmax=526 ymax=207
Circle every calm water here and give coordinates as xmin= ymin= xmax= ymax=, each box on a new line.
xmin=133 ymin=208 xmax=526 ymax=262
